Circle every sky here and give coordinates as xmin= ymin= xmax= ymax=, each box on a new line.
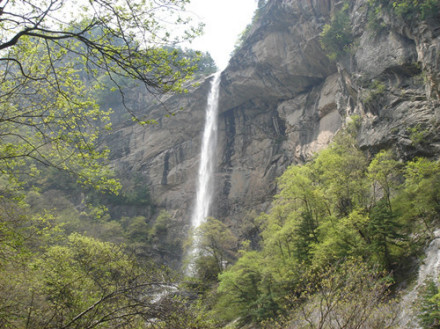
xmin=185 ymin=0 xmax=257 ymax=70
xmin=56 ymin=0 xmax=257 ymax=70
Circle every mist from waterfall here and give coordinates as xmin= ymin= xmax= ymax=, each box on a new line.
xmin=187 ymin=72 xmax=221 ymax=275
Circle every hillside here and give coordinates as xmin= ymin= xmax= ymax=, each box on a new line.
xmin=109 ymin=0 xmax=439 ymax=236
xmin=1 ymin=0 xmax=439 ymax=328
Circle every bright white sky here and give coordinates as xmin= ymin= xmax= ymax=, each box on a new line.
xmin=186 ymin=0 xmax=257 ymax=70
xmin=58 ymin=0 xmax=256 ymax=70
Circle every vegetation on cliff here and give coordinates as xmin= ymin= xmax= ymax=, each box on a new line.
xmin=369 ymin=0 xmax=440 ymax=20
xmin=320 ymin=3 xmax=354 ymax=60
xmin=321 ymin=0 xmax=440 ymax=60
xmin=1 ymin=0 xmax=440 ymax=328
xmin=188 ymin=119 xmax=440 ymax=327
xmin=0 ymin=0 xmax=219 ymax=328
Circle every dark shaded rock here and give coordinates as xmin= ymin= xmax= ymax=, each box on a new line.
xmin=106 ymin=0 xmax=440 ymax=245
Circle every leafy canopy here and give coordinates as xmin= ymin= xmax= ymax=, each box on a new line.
xmin=0 ymin=0 xmax=202 ymax=191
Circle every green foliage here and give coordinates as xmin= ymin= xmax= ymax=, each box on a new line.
xmin=185 ymin=217 xmax=238 ymax=294
xmin=367 ymin=149 xmax=401 ymax=207
xmin=390 ymin=0 xmax=440 ymax=19
xmin=123 ymin=216 xmax=151 ymax=243
xmin=231 ymin=1 xmax=267 ymax=56
xmin=288 ymin=259 xmax=398 ymax=329
xmin=368 ymin=0 xmax=440 ymax=22
xmin=99 ymin=175 xmax=153 ymax=207
xmin=393 ymin=0 xmax=421 ymax=19
xmin=313 ymin=132 xmax=369 ymax=216
xmin=0 ymin=194 xmax=215 ymax=328
xmin=418 ymin=279 xmax=440 ymax=329
xmin=0 ymin=0 xmax=202 ymax=195
xmin=149 ymin=210 xmax=185 ymax=260
xmin=214 ymin=125 xmax=440 ymax=326
xmin=25 ymin=161 xmax=189 ymax=266
xmin=162 ymin=47 xmax=217 ymax=79
xmin=151 ymin=210 xmax=171 ymax=239
xmin=0 ymin=2 xmax=210 ymax=327
xmin=232 ymin=24 xmax=253 ymax=56
xmin=0 ymin=35 xmax=120 ymax=193
xmin=216 ymin=251 xmax=274 ymax=324
xmin=362 ymin=80 xmax=387 ymax=112
xmin=184 ymin=49 xmax=218 ymax=77
xmin=396 ymin=158 xmax=440 ymax=231
xmin=420 ymin=0 xmax=440 ymax=19
xmin=32 ymin=234 xmax=139 ymax=323
xmin=195 ymin=218 xmax=238 ymax=273
xmin=320 ymin=3 xmax=353 ymax=60
xmin=409 ymin=124 xmax=430 ymax=146
xmin=367 ymin=1 xmax=389 ymax=34
xmin=368 ymin=200 xmax=404 ymax=268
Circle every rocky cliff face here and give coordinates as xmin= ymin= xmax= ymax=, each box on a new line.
xmin=107 ymin=77 xmax=213 ymax=222
xmin=214 ymin=0 xmax=440 ymax=231
xmin=108 ymin=0 xmax=440 ymax=242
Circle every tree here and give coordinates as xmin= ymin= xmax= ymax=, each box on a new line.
xmin=418 ymin=278 xmax=440 ymax=329
xmin=0 ymin=0 xmax=201 ymax=190
xmin=367 ymin=150 xmax=401 ymax=211
xmin=167 ymin=48 xmax=217 ymax=78
xmin=193 ymin=217 xmax=238 ymax=282
xmin=150 ymin=210 xmax=185 ymax=264
xmin=367 ymin=200 xmax=404 ymax=270
xmin=398 ymin=158 xmax=440 ymax=232
xmin=290 ymin=259 xmax=398 ymax=329
xmin=0 ymin=0 xmax=200 ymax=95
xmin=368 ymin=0 xmax=440 ymax=21
xmin=0 ymin=232 xmax=216 ymax=328
xmin=216 ymin=250 xmax=266 ymax=324
xmin=320 ymin=3 xmax=353 ymax=60
xmin=273 ymin=164 xmax=325 ymax=264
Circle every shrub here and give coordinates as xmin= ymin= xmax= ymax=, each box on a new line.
xmin=368 ymin=0 xmax=440 ymax=21
xmin=320 ymin=3 xmax=353 ymax=60
xmin=362 ymin=80 xmax=387 ymax=113
xmin=418 ymin=278 xmax=440 ymax=329
xmin=420 ymin=0 xmax=440 ymax=19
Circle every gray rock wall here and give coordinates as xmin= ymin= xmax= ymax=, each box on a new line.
xmin=108 ymin=0 xmax=440 ymax=241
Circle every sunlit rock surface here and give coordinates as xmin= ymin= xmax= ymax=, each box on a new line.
xmin=107 ymin=0 xmax=440 ymax=237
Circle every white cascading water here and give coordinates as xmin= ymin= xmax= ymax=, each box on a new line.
xmin=399 ymin=229 xmax=440 ymax=328
xmin=186 ymin=72 xmax=221 ymax=274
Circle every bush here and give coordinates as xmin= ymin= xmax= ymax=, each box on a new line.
xmin=368 ymin=0 xmax=440 ymax=21
xmin=289 ymin=259 xmax=398 ymax=329
xmin=420 ymin=0 xmax=440 ymax=19
xmin=362 ymin=80 xmax=387 ymax=113
xmin=320 ymin=3 xmax=353 ymax=60
xmin=418 ymin=279 xmax=440 ymax=329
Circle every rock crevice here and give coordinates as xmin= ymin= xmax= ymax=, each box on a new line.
xmin=107 ymin=0 xmax=440 ymax=241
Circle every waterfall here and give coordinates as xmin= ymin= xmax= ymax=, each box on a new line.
xmin=187 ymin=72 xmax=221 ymax=274
xmin=399 ymin=229 xmax=440 ymax=328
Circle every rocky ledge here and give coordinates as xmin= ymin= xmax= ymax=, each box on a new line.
xmin=108 ymin=0 xmax=440 ymax=244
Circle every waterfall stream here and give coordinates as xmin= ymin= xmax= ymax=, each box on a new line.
xmin=399 ymin=229 xmax=440 ymax=328
xmin=186 ymin=72 xmax=221 ymax=274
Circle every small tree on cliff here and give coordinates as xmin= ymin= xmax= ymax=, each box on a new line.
xmin=320 ymin=3 xmax=353 ymax=60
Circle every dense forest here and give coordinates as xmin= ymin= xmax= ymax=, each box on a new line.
xmin=1 ymin=0 xmax=440 ymax=328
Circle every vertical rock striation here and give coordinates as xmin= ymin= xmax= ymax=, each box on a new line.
xmin=107 ymin=0 xmax=440 ymax=245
